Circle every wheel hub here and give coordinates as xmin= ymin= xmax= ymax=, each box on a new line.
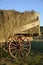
xmin=17 ymin=45 xmax=20 ymax=49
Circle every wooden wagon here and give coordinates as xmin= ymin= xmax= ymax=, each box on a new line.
xmin=0 ymin=10 xmax=40 ymax=59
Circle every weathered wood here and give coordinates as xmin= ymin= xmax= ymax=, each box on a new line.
xmin=15 ymin=21 xmax=40 ymax=33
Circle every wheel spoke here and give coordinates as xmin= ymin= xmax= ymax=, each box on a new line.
xmin=23 ymin=50 xmax=27 ymax=54
xmin=18 ymin=51 xmax=20 ymax=57
xmin=12 ymin=49 xmax=17 ymax=54
xmin=14 ymin=50 xmax=18 ymax=56
xmin=24 ymin=48 xmax=29 ymax=51
xmin=24 ymin=44 xmax=29 ymax=47
xmin=10 ymin=47 xmax=16 ymax=50
xmin=23 ymin=42 xmax=28 ymax=45
xmin=21 ymin=51 xmax=24 ymax=57
xmin=11 ymin=43 xmax=17 ymax=46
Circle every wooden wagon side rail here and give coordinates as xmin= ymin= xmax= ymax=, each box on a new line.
xmin=14 ymin=21 xmax=40 ymax=34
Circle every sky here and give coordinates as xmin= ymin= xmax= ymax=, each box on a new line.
xmin=0 ymin=0 xmax=43 ymax=26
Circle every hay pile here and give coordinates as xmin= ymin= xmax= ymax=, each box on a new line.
xmin=0 ymin=10 xmax=40 ymax=41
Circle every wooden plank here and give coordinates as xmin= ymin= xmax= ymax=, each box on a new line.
xmin=14 ymin=21 xmax=40 ymax=33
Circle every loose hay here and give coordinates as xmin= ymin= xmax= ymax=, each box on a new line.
xmin=0 ymin=10 xmax=40 ymax=42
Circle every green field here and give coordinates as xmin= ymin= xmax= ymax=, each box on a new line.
xmin=0 ymin=41 xmax=43 ymax=65
xmin=31 ymin=41 xmax=43 ymax=52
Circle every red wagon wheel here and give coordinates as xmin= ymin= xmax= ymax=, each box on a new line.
xmin=9 ymin=35 xmax=31 ymax=59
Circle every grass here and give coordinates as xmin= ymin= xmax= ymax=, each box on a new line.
xmin=0 ymin=41 xmax=43 ymax=65
xmin=31 ymin=41 xmax=43 ymax=52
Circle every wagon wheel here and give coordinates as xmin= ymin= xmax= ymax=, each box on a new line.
xmin=3 ymin=41 xmax=9 ymax=53
xmin=9 ymin=35 xmax=31 ymax=59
